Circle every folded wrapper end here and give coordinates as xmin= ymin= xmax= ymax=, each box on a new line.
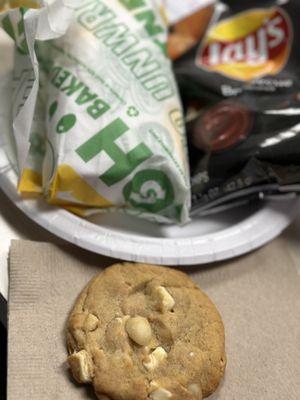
xmin=0 ymin=0 xmax=78 ymax=175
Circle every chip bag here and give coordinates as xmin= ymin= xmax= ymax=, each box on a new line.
xmin=172 ymin=0 xmax=300 ymax=214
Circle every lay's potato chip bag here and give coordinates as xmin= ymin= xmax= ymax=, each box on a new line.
xmin=172 ymin=0 xmax=300 ymax=214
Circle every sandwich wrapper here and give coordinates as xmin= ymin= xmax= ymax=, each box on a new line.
xmin=7 ymin=239 xmax=300 ymax=399
xmin=0 ymin=0 xmax=190 ymax=224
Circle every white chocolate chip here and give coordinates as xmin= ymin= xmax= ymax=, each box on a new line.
xmin=143 ymin=346 xmax=167 ymax=371
xmin=125 ymin=316 xmax=152 ymax=346
xmin=149 ymin=388 xmax=172 ymax=399
xmin=188 ymin=384 xmax=202 ymax=399
xmin=68 ymin=350 xmax=93 ymax=383
xmin=153 ymin=286 xmax=175 ymax=312
xmin=149 ymin=380 xmax=159 ymax=391
xmin=86 ymin=314 xmax=99 ymax=331
xmin=143 ymin=346 xmax=150 ymax=353
xmin=189 ymin=352 xmax=195 ymax=357
xmin=115 ymin=315 xmax=130 ymax=324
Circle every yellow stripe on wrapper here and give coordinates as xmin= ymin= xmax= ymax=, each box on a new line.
xmin=159 ymin=4 xmax=168 ymax=27
xmin=18 ymin=168 xmax=43 ymax=197
xmin=47 ymin=164 xmax=112 ymax=208
xmin=0 ymin=0 xmax=6 ymax=11
xmin=8 ymin=0 xmax=40 ymax=8
xmin=61 ymin=205 xmax=90 ymax=217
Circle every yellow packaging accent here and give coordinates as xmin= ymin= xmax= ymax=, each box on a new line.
xmin=48 ymin=164 xmax=112 ymax=208
xmin=18 ymin=168 xmax=43 ymax=197
xmin=209 ymin=47 xmax=290 ymax=81
xmin=206 ymin=9 xmax=275 ymax=43
xmin=159 ymin=4 xmax=168 ymax=27
xmin=8 ymin=0 xmax=40 ymax=8
xmin=62 ymin=205 xmax=89 ymax=217
xmin=199 ymin=7 xmax=291 ymax=81
xmin=0 ymin=0 xmax=7 ymax=11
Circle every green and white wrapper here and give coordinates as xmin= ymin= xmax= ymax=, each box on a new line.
xmin=1 ymin=0 xmax=191 ymax=224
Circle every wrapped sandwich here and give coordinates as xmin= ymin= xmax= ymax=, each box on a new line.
xmin=0 ymin=0 xmax=191 ymax=223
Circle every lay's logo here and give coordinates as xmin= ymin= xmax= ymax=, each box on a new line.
xmin=197 ymin=7 xmax=292 ymax=81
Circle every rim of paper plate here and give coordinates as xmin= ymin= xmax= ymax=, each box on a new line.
xmin=0 ymin=31 xmax=299 ymax=267
xmin=0 ymin=144 xmax=299 ymax=265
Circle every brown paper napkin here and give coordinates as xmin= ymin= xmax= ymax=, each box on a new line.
xmin=7 ymin=239 xmax=300 ymax=400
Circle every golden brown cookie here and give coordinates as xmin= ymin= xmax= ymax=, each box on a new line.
xmin=66 ymin=263 xmax=226 ymax=400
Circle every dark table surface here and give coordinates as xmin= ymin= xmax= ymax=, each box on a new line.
xmin=1 ymin=321 xmax=7 ymax=399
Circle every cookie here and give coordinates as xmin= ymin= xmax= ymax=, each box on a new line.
xmin=66 ymin=263 xmax=226 ymax=400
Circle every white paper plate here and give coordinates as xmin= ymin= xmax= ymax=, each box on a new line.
xmin=0 ymin=32 xmax=300 ymax=266
xmin=0 ymin=141 xmax=299 ymax=265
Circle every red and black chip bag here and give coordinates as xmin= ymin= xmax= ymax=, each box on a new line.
xmin=171 ymin=0 xmax=300 ymax=213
